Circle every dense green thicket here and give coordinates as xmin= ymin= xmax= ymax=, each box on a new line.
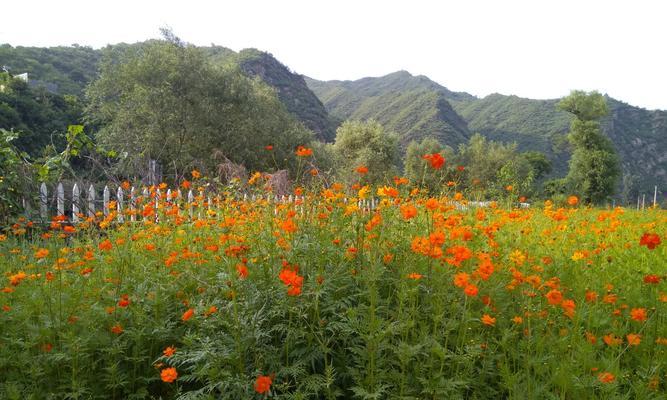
xmin=84 ymin=33 xmax=313 ymax=181
xmin=0 ymin=72 xmax=82 ymax=155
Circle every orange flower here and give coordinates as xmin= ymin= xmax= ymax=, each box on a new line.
xmin=264 ymin=145 xmax=273 ymax=151
xmin=181 ymin=308 xmax=195 ymax=322
xmin=464 ymin=284 xmax=479 ymax=297
xmin=110 ymin=324 xmax=123 ymax=335
xmin=603 ymin=334 xmax=622 ymax=346
xmin=639 ymin=232 xmax=661 ymax=250
xmin=453 ymin=272 xmax=469 ymax=288
xmin=356 ymin=166 xmax=368 ymax=174
xmin=161 ymin=367 xmax=178 ymax=383
xmin=400 ymin=204 xmax=418 ymax=220
xmin=35 ymin=248 xmax=49 ymax=259
xmin=295 ymin=145 xmax=313 ymax=157
xmin=236 ymin=263 xmax=249 ymax=279
xmin=481 ymin=314 xmax=496 ymax=326
xmin=585 ymin=290 xmax=598 ymax=303
xmin=425 ymin=198 xmax=439 ymax=210
xmin=626 ymin=333 xmax=641 ymax=346
xmin=567 ymin=195 xmax=579 ymax=206
xmin=163 ymin=346 xmax=176 ymax=357
xmin=98 ymin=239 xmax=113 ymax=251
xmin=255 ymin=375 xmax=273 ymax=394
xmin=191 ymin=169 xmax=201 ymax=179
xmin=630 ymin=308 xmax=647 ymax=322
xmin=545 ymin=289 xmax=563 ymax=305
xmin=117 ymin=294 xmax=130 ymax=308
xmin=407 ymin=272 xmax=423 ymax=280
xmin=205 ymin=305 xmax=218 ymax=316
xmin=512 ymin=316 xmax=523 ymax=325
xmin=422 ymin=153 xmax=445 ymax=169
xmin=597 ymin=372 xmax=615 ymax=384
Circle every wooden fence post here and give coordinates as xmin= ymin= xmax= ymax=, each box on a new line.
xmin=72 ymin=184 xmax=80 ymax=223
xmin=40 ymin=183 xmax=48 ymax=220
xmin=103 ymin=186 xmax=110 ymax=217
xmin=117 ymin=187 xmax=124 ymax=222
xmin=88 ymin=185 xmax=95 ymax=218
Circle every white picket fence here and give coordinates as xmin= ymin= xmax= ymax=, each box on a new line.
xmin=27 ymin=182 xmax=534 ymax=224
xmin=27 ymin=182 xmax=320 ymax=223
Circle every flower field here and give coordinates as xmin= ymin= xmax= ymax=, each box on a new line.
xmin=0 ymin=183 xmax=665 ymax=399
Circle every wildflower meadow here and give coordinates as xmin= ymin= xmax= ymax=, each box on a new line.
xmin=0 ymin=168 xmax=665 ymax=399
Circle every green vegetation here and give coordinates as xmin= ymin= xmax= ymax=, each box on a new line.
xmin=0 ymin=72 xmax=82 ymax=155
xmin=558 ymin=91 xmax=620 ymax=204
xmin=0 ymin=44 xmax=100 ymax=96
xmin=84 ymin=33 xmax=312 ymax=180
xmin=305 ymin=72 xmax=471 ymax=150
xmin=332 ymin=120 xmax=399 ymax=184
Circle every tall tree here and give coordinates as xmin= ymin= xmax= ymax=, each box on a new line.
xmin=558 ymin=91 xmax=619 ymax=204
xmin=85 ymin=31 xmax=312 ymax=180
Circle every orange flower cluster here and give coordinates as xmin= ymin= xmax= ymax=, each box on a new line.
xmin=279 ymin=262 xmax=304 ymax=296
xmin=639 ymin=232 xmax=661 ymax=250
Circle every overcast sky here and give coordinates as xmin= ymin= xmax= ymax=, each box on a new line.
xmin=2 ymin=0 xmax=666 ymax=110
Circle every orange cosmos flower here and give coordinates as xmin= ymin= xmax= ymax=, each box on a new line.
xmin=236 ymin=263 xmax=249 ymax=279
xmin=110 ymin=324 xmax=123 ymax=335
xmin=407 ymin=273 xmax=423 ymax=280
xmin=585 ymin=290 xmax=598 ymax=303
xmin=400 ymin=204 xmax=418 ymax=220
xmin=181 ymin=308 xmax=195 ymax=322
xmin=163 ymin=346 xmax=176 ymax=357
xmin=597 ymin=372 xmax=615 ymax=384
xmin=643 ymin=274 xmax=660 ymax=284
xmin=630 ymin=308 xmax=647 ymax=322
xmin=295 ymin=146 xmax=313 ymax=157
xmin=422 ymin=153 xmax=445 ymax=169
xmin=264 ymin=145 xmax=273 ymax=151
xmin=545 ymin=289 xmax=563 ymax=305
xmin=512 ymin=316 xmax=523 ymax=325
xmin=567 ymin=196 xmax=579 ymax=206
xmin=603 ymin=334 xmax=622 ymax=346
xmin=639 ymin=233 xmax=661 ymax=250
xmin=98 ymin=239 xmax=113 ymax=251
xmin=464 ymin=284 xmax=478 ymax=297
xmin=481 ymin=314 xmax=496 ymax=326
xmin=35 ymin=248 xmax=49 ymax=259
xmin=161 ymin=367 xmax=178 ymax=383
xmin=356 ymin=166 xmax=368 ymax=174
xmin=254 ymin=375 xmax=273 ymax=394
xmin=117 ymin=294 xmax=130 ymax=308
xmin=425 ymin=198 xmax=439 ymax=210
xmin=453 ymin=272 xmax=469 ymax=288
xmin=626 ymin=333 xmax=641 ymax=346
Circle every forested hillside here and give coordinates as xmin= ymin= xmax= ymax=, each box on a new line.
xmin=307 ymin=72 xmax=667 ymax=194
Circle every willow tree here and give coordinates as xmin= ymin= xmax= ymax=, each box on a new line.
xmin=558 ymin=91 xmax=619 ymax=204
